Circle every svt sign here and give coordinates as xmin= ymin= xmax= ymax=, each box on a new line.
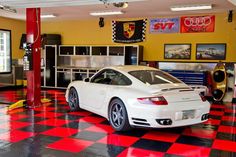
xmin=150 ymin=18 xmax=180 ymax=33
xmin=154 ymin=22 xmax=175 ymax=30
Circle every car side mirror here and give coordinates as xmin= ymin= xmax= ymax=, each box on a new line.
xmin=84 ymin=78 xmax=90 ymax=82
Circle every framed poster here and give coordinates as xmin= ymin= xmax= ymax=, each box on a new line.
xmin=164 ymin=44 xmax=191 ymax=59
xmin=196 ymin=43 xmax=226 ymax=60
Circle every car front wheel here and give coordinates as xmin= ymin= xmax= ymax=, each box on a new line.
xmin=109 ymin=99 xmax=131 ymax=131
xmin=68 ymin=87 xmax=80 ymax=111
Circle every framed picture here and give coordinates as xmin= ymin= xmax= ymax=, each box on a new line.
xmin=196 ymin=43 xmax=226 ymax=60
xmin=164 ymin=44 xmax=191 ymax=59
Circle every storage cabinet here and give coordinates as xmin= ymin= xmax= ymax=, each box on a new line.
xmin=109 ymin=46 xmax=124 ymax=56
xmin=125 ymin=46 xmax=143 ymax=65
xmin=42 ymin=44 xmax=143 ymax=89
xmin=75 ymin=46 xmax=90 ymax=55
xmin=45 ymin=45 xmax=57 ymax=87
xmin=91 ymin=46 xmax=107 ymax=55
xmin=57 ymin=68 xmax=72 ymax=88
xmin=59 ymin=46 xmax=74 ymax=55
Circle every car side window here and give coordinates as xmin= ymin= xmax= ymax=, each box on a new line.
xmin=110 ymin=71 xmax=132 ymax=86
xmin=91 ymin=69 xmax=114 ymax=84
xmin=91 ymin=69 xmax=131 ymax=86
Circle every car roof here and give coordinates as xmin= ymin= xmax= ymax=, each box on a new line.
xmin=105 ymin=65 xmax=159 ymax=73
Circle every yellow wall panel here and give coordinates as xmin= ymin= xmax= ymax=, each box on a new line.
xmin=0 ymin=17 xmax=25 ymax=59
xmin=42 ymin=13 xmax=236 ymax=62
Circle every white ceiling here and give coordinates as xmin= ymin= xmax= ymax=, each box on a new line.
xmin=0 ymin=0 xmax=236 ymax=21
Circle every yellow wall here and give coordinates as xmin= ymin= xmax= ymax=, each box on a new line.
xmin=2 ymin=12 xmax=235 ymax=62
xmin=42 ymin=13 xmax=236 ymax=62
xmin=0 ymin=17 xmax=25 ymax=59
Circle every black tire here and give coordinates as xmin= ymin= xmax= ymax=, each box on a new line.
xmin=108 ymin=99 xmax=131 ymax=131
xmin=68 ymin=87 xmax=80 ymax=111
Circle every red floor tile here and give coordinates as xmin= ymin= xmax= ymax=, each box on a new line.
xmin=41 ymin=127 xmax=79 ymax=137
xmin=68 ymin=111 xmax=92 ymax=116
xmin=211 ymin=104 xmax=225 ymax=109
xmin=142 ymin=131 xmax=180 ymax=142
xmin=222 ymin=116 xmax=236 ymax=122
xmin=47 ymin=138 xmax=93 ymax=153
xmin=183 ymin=128 xmax=217 ymax=139
xmin=209 ymin=111 xmax=224 ymax=116
xmin=85 ymin=124 xmax=114 ymax=134
xmin=34 ymin=112 xmax=63 ymax=118
xmin=36 ymin=118 xmax=71 ymax=127
xmin=98 ymin=134 xmax=139 ymax=147
xmin=167 ymin=143 xmax=211 ymax=157
xmin=203 ymin=119 xmax=221 ymax=125
xmin=218 ymin=125 xmax=236 ymax=134
xmin=33 ymin=106 xmax=55 ymax=112
xmin=118 ymin=147 xmax=164 ymax=157
xmin=212 ymin=139 xmax=236 ymax=153
xmin=225 ymin=109 xmax=234 ymax=113
xmin=0 ymin=121 xmax=31 ymax=130
xmin=0 ymin=130 xmax=35 ymax=142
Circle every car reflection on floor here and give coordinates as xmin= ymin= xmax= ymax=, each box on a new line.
xmin=0 ymin=89 xmax=235 ymax=157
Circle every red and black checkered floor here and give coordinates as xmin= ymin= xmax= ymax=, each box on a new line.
xmin=0 ymin=89 xmax=235 ymax=157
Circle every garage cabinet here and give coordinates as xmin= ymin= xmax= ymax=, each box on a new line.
xmin=42 ymin=45 xmax=143 ymax=88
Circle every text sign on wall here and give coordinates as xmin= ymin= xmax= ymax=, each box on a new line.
xmin=150 ymin=18 xmax=180 ymax=33
xmin=181 ymin=15 xmax=215 ymax=33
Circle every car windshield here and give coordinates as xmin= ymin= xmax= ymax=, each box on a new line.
xmin=128 ymin=70 xmax=182 ymax=85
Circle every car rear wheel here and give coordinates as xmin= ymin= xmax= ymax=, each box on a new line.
xmin=109 ymin=99 xmax=131 ymax=131
xmin=68 ymin=87 xmax=80 ymax=111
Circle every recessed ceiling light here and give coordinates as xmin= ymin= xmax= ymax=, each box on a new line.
xmin=228 ymin=0 xmax=236 ymax=6
xmin=90 ymin=11 xmax=124 ymax=16
xmin=170 ymin=4 xmax=212 ymax=11
xmin=41 ymin=14 xmax=56 ymax=18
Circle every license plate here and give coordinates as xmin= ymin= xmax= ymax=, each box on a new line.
xmin=182 ymin=110 xmax=195 ymax=120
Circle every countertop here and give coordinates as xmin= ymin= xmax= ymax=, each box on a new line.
xmin=56 ymin=66 xmax=101 ymax=70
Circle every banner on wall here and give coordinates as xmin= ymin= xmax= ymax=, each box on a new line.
xmin=112 ymin=19 xmax=147 ymax=43
xmin=181 ymin=15 xmax=215 ymax=33
xmin=150 ymin=18 xmax=180 ymax=33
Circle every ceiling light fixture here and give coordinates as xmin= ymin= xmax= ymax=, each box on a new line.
xmin=90 ymin=10 xmax=124 ymax=16
xmin=170 ymin=4 xmax=212 ymax=11
xmin=0 ymin=4 xmax=17 ymax=13
xmin=113 ymin=2 xmax=128 ymax=8
xmin=41 ymin=14 xmax=56 ymax=18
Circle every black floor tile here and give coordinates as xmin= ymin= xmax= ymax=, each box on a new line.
xmin=18 ymin=117 xmax=48 ymax=123
xmin=19 ymin=124 xmax=54 ymax=133
xmin=221 ymin=121 xmax=236 ymax=126
xmin=216 ymin=132 xmax=236 ymax=142
xmin=62 ymin=121 xmax=92 ymax=130
xmin=114 ymin=129 xmax=148 ymax=137
xmin=132 ymin=139 xmax=172 ymax=152
xmin=210 ymin=149 xmax=236 ymax=157
xmin=209 ymin=115 xmax=222 ymax=120
xmin=176 ymin=135 xmax=213 ymax=147
xmin=79 ymin=143 xmax=125 ymax=157
xmin=57 ymin=114 xmax=82 ymax=121
xmin=71 ymin=131 xmax=106 ymax=141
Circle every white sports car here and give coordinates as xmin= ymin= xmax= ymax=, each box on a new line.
xmin=65 ymin=65 xmax=210 ymax=131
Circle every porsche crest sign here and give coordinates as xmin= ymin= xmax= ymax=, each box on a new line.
xmin=112 ymin=19 xmax=147 ymax=43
